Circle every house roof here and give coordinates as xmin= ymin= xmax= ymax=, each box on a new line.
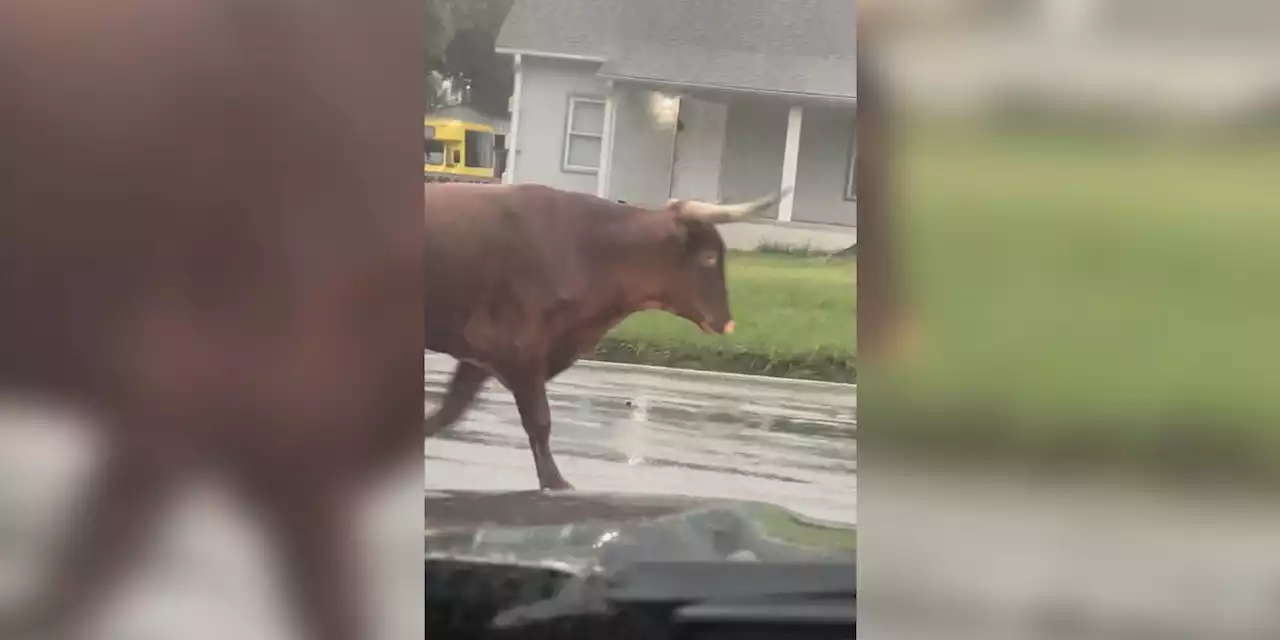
xmin=496 ymin=0 xmax=619 ymax=60
xmin=497 ymin=0 xmax=855 ymax=100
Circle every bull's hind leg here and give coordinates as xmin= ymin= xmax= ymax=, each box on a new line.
xmin=507 ymin=373 xmax=573 ymax=491
xmin=424 ymin=361 xmax=489 ymax=438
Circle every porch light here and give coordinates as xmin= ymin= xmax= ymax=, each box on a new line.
xmin=648 ymin=91 xmax=681 ymax=129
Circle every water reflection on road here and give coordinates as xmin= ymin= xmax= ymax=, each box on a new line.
xmin=423 ymin=354 xmax=857 ymax=525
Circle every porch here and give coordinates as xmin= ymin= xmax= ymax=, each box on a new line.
xmin=596 ymin=81 xmax=857 ymax=240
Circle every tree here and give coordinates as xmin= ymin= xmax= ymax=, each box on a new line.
xmin=426 ymin=71 xmax=446 ymax=112
xmin=425 ymin=0 xmax=452 ymax=111
xmin=425 ymin=0 xmax=514 ymax=115
xmin=441 ymin=27 xmax=513 ymax=117
xmin=447 ymin=0 xmax=513 ymax=36
xmin=424 ymin=0 xmax=456 ymax=69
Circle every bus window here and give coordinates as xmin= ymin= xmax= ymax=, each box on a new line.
xmin=494 ymin=134 xmax=507 ymax=178
xmin=425 ymin=139 xmax=445 ymax=166
xmin=464 ymin=130 xmax=494 ymax=169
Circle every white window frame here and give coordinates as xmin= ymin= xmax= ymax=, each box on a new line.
xmin=562 ymin=95 xmax=606 ymax=174
xmin=844 ymin=127 xmax=857 ymax=201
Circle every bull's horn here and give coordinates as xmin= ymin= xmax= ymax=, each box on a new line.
xmin=673 ymin=186 xmax=793 ymax=224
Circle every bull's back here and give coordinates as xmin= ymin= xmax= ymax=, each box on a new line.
xmin=422 ymin=183 xmax=602 ymax=357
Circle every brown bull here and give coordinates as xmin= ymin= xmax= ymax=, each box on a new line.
xmin=0 ymin=2 xmax=419 ymax=640
xmin=423 ymin=182 xmax=788 ymax=490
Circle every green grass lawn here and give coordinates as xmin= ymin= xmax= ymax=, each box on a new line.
xmin=590 ymin=252 xmax=856 ymax=383
xmin=879 ymin=120 xmax=1280 ymax=481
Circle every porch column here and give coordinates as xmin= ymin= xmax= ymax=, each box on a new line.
xmin=504 ymin=53 xmax=523 ymax=184
xmin=778 ymin=105 xmax=803 ymax=222
xmin=597 ymin=80 xmax=618 ymax=198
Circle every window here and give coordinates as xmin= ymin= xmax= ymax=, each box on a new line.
xmin=844 ymin=127 xmax=856 ymax=201
xmin=425 ymin=139 xmax=445 ymax=166
xmin=563 ymin=96 xmax=605 ymax=173
xmin=464 ymin=130 xmax=495 ymax=169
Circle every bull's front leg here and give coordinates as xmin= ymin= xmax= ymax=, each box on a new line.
xmin=245 ymin=473 xmax=364 ymax=640
xmin=506 ymin=372 xmax=573 ymax=491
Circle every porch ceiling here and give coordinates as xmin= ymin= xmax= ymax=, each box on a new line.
xmin=603 ymin=73 xmax=856 ymax=109
xmin=600 ymin=46 xmax=854 ymax=103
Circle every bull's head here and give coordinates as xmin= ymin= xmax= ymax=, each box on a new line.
xmin=652 ymin=187 xmax=792 ymax=335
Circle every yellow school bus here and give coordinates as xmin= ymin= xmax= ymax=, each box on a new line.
xmin=424 ymin=117 xmax=501 ymax=184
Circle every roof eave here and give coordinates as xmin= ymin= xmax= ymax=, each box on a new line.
xmin=598 ymin=73 xmax=857 ymax=106
xmin=494 ymin=46 xmax=607 ymax=63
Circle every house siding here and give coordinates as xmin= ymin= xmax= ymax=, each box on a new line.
xmin=607 ymin=86 xmax=676 ymax=207
xmin=794 ymin=106 xmax=857 ymax=227
xmin=719 ymin=102 xmax=857 ymax=227
xmin=510 ymin=57 xmax=609 ymax=193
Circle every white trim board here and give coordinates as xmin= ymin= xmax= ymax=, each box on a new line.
xmin=495 ymin=47 xmax=607 ymax=64
xmin=597 ymin=82 xmax=618 ymax=197
xmin=505 ymin=53 xmax=523 ymax=184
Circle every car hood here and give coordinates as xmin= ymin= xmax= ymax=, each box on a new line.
xmin=425 ymin=490 xmax=855 ymax=575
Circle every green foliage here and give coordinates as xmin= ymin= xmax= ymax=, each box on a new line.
xmin=425 ymin=0 xmax=452 ymax=70
xmin=593 ymin=252 xmax=857 ymax=383
xmin=425 ymin=0 xmax=515 ymax=114
xmin=450 ymin=0 xmax=515 ymax=35
xmin=426 ymin=0 xmax=512 ymax=69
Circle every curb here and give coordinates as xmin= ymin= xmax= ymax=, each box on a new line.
xmin=577 ymin=358 xmax=856 ymax=392
xmin=425 ymin=352 xmax=856 ymax=393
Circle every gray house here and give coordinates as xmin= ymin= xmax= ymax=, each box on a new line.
xmin=496 ymin=0 xmax=857 ymax=248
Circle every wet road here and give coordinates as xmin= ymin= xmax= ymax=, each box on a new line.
xmin=0 ymin=358 xmax=853 ymax=639
xmin=423 ymin=353 xmax=858 ymax=525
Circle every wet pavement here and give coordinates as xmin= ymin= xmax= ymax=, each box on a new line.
xmin=0 ymin=358 xmax=854 ymax=639
xmin=423 ymin=354 xmax=858 ymax=525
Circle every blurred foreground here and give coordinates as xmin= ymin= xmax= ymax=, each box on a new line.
xmin=870 ymin=0 xmax=1280 ymax=494
xmin=0 ymin=401 xmax=424 ymax=640
xmin=0 ymin=0 xmax=421 ymax=637
xmin=863 ymin=1 xmax=1280 ymax=637
xmin=862 ymin=461 xmax=1280 ymax=639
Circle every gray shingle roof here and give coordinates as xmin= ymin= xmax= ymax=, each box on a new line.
xmin=497 ymin=0 xmax=855 ymax=99
xmin=495 ymin=0 xmax=619 ymax=59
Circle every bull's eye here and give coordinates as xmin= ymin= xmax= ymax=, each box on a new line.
xmin=700 ymin=251 xmax=718 ymax=267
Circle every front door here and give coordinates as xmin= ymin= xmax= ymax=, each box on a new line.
xmin=670 ymin=97 xmax=728 ymax=202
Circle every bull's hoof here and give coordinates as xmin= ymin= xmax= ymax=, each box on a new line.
xmin=539 ymin=479 xmax=575 ymax=491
